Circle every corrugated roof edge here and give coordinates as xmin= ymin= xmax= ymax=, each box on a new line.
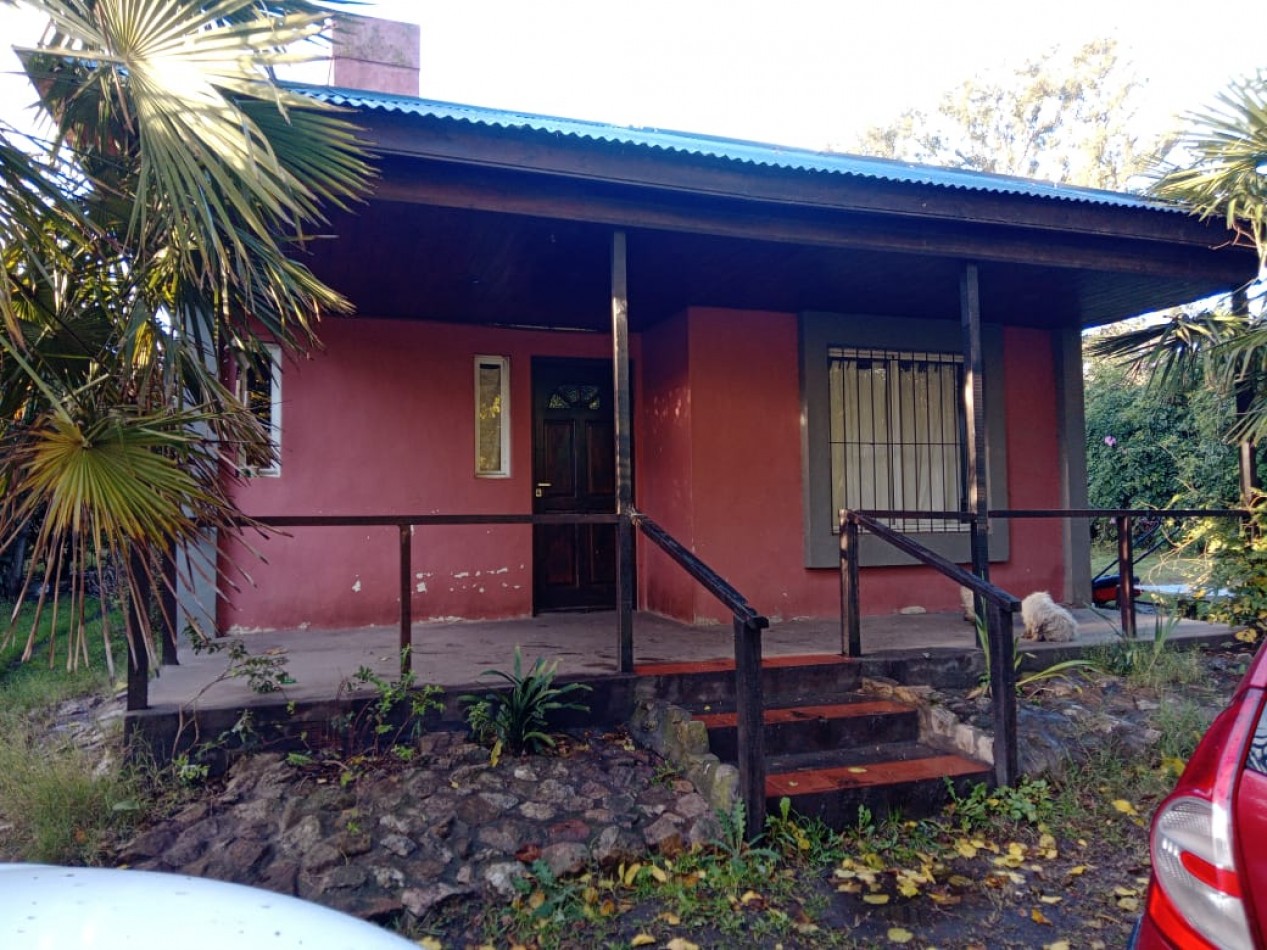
xmin=292 ymin=82 xmax=1181 ymax=213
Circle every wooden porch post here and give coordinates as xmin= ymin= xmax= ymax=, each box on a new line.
xmin=960 ymin=264 xmax=990 ymax=596
xmin=612 ymin=231 xmax=635 ymax=673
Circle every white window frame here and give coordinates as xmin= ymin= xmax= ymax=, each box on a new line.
xmin=237 ymin=343 xmax=282 ymax=477
xmin=474 ymin=355 xmax=511 ymax=478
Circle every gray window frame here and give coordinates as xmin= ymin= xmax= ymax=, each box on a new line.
xmin=799 ymin=311 xmax=1009 ymax=568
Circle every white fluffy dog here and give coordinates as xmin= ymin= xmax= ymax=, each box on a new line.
xmin=1020 ymin=592 xmax=1079 ymax=642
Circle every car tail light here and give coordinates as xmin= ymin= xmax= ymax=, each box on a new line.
xmin=1147 ymin=690 xmax=1262 ymax=950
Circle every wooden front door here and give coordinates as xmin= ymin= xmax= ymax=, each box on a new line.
xmin=532 ymin=358 xmax=617 ymax=611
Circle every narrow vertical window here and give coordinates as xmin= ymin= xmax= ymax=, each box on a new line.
xmin=475 ymin=355 xmax=510 ymax=477
xmin=239 ymin=344 xmax=282 ymax=476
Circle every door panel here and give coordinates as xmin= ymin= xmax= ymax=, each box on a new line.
xmin=533 ymin=359 xmax=619 ymax=611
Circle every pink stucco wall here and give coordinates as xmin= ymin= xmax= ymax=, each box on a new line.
xmin=218 ymin=318 xmax=637 ymax=633
xmin=221 ymin=310 xmax=1070 ymax=633
xmin=635 ymin=308 xmax=1069 ymax=624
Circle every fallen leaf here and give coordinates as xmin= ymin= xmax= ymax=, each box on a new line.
xmin=417 ymin=939 xmax=443 ymax=950
xmin=847 ymin=766 xmax=868 ymax=774
xmin=956 ymin=839 xmax=979 ymax=859
xmin=1114 ymin=886 xmax=1139 ymax=898
xmin=1118 ymin=896 xmax=1140 ymax=912
xmin=666 ymin=940 xmax=700 ymax=950
xmin=515 ymin=844 xmax=542 ymax=863
xmin=1039 ymin=895 xmax=1063 ymax=905
xmin=657 ymin=912 xmax=681 ymax=925
xmin=948 ymin=874 xmax=975 ymax=888
xmin=630 ymin=936 xmax=656 ymax=948
xmin=648 ymin=865 xmax=668 ymax=884
xmin=1112 ymin=799 xmax=1138 ymax=816
xmin=623 ymin=863 xmax=642 ymax=886
xmin=887 ymin=927 xmax=915 ymax=944
xmin=1066 ymin=865 xmax=1088 ymax=877
xmin=740 ymin=890 xmax=764 ymax=905
xmin=1043 ymin=942 xmax=1071 ymax=950
xmin=863 ymin=893 xmax=891 ymax=905
xmin=528 ymin=890 xmax=545 ymax=910
xmin=1031 ymin=908 xmax=1052 ymax=925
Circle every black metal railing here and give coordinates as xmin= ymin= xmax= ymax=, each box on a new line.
xmin=631 ymin=509 xmax=770 ymax=840
xmin=127 ymin=512 xmax=621 ymax=712
xmin=840 ymin=509 xmax=1021 ymax=787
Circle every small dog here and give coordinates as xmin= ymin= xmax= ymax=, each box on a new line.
xmin=1020 ymin=591 xmax=1078 ymax=642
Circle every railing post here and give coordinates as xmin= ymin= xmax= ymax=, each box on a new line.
xmin=839 ymin=514 xmax=861 ymax=658
xmin=126 ymin=545 xmax=151 ymax=712
xmin=1115 ymin=514 xmax=1135 ymax=641
xmin=987 ymin=600 xmax=1018 ymax=787
xmin=733 ymin=615 xmax=767 ymax=841
xmin=399 ymin=524 xmax=412 ymax=678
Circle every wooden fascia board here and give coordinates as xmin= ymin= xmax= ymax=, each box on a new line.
xmin=369 ymin=158 xmax=1253 ymax=286
xmin=360 ymin=112 xmax=1251 ymax=256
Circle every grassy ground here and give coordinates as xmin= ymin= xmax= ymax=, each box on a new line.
xmin=1090 ymin=541 xmax=1209 ymax=588
xmin=0 ymin=600 xmax=141 ymax=865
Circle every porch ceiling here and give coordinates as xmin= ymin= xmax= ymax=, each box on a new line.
xmin=305 ymin=199 xmax=1241 ymax=333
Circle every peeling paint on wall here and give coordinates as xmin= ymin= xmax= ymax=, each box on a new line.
xmin=352 ymin=578 xmax=362 ymax=593
xmin=415 ymin=581 xmax=427 ymax=593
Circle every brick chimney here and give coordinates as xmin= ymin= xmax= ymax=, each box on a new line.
xmin=331 ymin=15 xmax=420 ymax=97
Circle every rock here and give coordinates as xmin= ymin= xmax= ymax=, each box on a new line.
xmin=299 ymin=842 xmax=343 ymax=874
xmin=590 ymin=826 xmax=642 ymax=869
xmin=540 ymin=841 xmax=589 ymax=877
xmin=380 ymin=833 xmax=417 ymax=858
xmin=643 ymin=814 xmax=685 ymax=856
xmin=482 ymin=861 xmax=527 ymax=898
xmin=322 ymin=864 xmax=368 ymax=890
xmin=674 ymin=792 xmax=710 ymax=820
xmin=402 ymin=882 xmax=471 ymax=918
xmin=536 ymin=779 xmax=574 ymax=804
xmin=476 ymin=822 xmax=521 ymax=854
xmin=279 ymin=814 xmax=324 ymax=856
xmin=687 ymin=813 xmax=722 ymax=848
xmin=547 ymin=818 xmax=590 ymax=843
xmin=518 ymin=801 xmax=556 ymax=821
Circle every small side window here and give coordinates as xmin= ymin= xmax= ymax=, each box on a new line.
xmin=239 ymin=344 xmax=282 ymax=477
xmin=475 ymin=355 xmax=510 ymax=477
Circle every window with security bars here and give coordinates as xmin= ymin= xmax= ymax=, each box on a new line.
xmin=828 ymin=347 xmax=966 ymax=533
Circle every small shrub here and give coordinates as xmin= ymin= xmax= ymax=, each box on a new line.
xmin=460 ymin=646 xmax=590 ymax=756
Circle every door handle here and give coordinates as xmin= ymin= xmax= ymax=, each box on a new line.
xmin=536 ymin=482 xmax=552 ymax=488
xmin=535 ymin=481 xmax=552 ymax=498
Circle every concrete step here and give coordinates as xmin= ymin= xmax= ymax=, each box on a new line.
xmin=696 ymin=699 xmax=919 ymax=760
xmin=634 ymin=654 xmax=861 ymax=708
xmin=764 ymin=741 xmax=991 ymax=825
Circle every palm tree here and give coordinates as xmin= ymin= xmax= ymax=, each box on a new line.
xmin=1090 ymin=70 xmax=1267 ymax=458
xmin=0 ymin=0 xmax=372 ymax=672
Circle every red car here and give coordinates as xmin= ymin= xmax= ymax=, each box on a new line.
xmin=1132 ymin=641 xmax=1267 ymax=949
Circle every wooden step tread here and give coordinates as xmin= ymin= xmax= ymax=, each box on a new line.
xmin=695 ymin=699 xmax=912 ymax=730
xmin=635 ymin=654 xmax=854 ymax=676
xmin=767 ymin=753 xmax=988 ymax=797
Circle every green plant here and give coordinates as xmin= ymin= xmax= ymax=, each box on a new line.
xmin=765 ymin=796 xmax=844 ymax=866
xmin=971 ymin=610 xmax=1099 ymax=695
xmin=1089 ymin=603 xmax=1183 ymax=683
xmin=460 ymin=647 xmax=591 ymax=756
xmin=0 ymin=724 xmax=140 ymax=865
xmin=943 ymin=777 xmax=1054 ymax=831
xmin=337 ymin=651 xmax=444 ymax=756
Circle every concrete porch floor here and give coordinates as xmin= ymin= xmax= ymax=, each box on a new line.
xmin=143 ymin=607 xmax=1237 ymax=714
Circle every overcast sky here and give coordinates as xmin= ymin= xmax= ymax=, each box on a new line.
xmin=1 ymin=0 xmax=1263 ymax=154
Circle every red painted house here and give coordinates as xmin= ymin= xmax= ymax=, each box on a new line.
xmin=213 ymin=20 xmax=1256 ymax=646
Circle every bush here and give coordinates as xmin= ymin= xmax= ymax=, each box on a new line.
xmin=461 ymin=647 xmax=590 ymax=756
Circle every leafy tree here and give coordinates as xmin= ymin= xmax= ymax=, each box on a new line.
xmin=1084 ymin=351 xmax=1241 ymax=512
xmin=854 ymin=39 xmax=1154 ymax=190
xmin=0 ymin=0 xmax=371 ymax=669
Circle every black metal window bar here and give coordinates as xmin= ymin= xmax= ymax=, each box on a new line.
xmin=828 ymin=347 xmax=965 ymax=534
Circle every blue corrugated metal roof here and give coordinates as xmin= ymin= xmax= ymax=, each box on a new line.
xmin=297 ymin=83 xmax=1173 ymax=212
